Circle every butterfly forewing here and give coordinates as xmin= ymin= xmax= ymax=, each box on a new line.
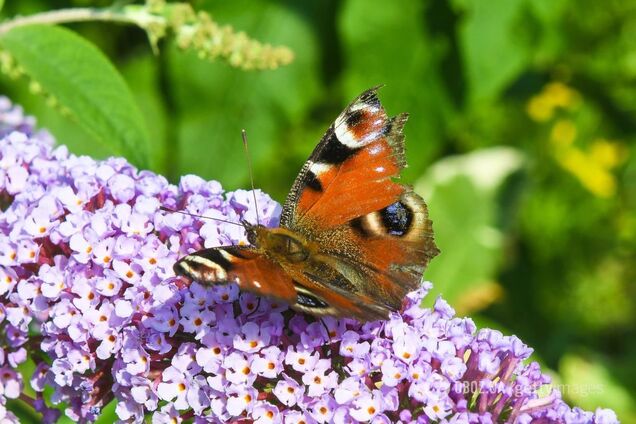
xmin=281 ymin=88 xmax=407 ymax=229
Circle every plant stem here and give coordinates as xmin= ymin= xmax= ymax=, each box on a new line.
xmin=19 ymin=392 xmax=36 ymax=407
xmin=0 ymin=8 xmax=136 ymax=35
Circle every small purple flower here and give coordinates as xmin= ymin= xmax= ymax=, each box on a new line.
xmin=252 ymin=401 xmax=280 ymax=424
xmin=234 ymin=321 xmax=271 ymax=353
xmin=380 ymin=358 xmax=407 ymax=387
xmin=224 ymin=352 xmax=257 ymax=386
xmin=0 ymin=367 xmax=22 ymax=399
xmin=251 ymin=346 xmax=283 ymax=378
xmin=423 ymin=396 xmax=453 ymax=420
xmin=226 ymin=386 xmax=257 ymax=417
xmin=151 ymin=404 xmax=182 ymax=424
xmin=285 ymin=346 xmax=320 ymax=373
xmin=301 ymin=359 xmax=338 ymax=397
xmin=273 ymin=374 xmax=304 ymax=407
xmin=308 ymin=394 xmax=337 ymax=423
xmin=157 ymin=366 xmax=191 ymax=410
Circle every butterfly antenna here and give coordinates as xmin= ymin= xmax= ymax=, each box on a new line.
xmin=160 ymin=206 xmax=245 ymax=228
xmin=241 ymin=129 xmax=261 ymax=225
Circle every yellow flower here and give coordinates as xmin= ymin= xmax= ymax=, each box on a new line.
xmin=589 ymin=139 xmax=629 ymax=169
xmin=531 ymin=82 xmax=628 ymax=199
xmin=550 ymin=119 xmax=577 ymax=147
xmin=544 ymin=82 xmax=579 ymax=109
xmin=555 ymin=145 xmax=625 ymax=198
xmin=526 ymin=82 xmax=580 ymax=122
xmin=527 ymin=96 xmax=554 ymax=122
xmin=578 ymin=166 xmax=616 ymax=198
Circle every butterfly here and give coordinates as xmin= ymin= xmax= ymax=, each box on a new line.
xmin=173 ymin=87 xmax=439 ymax=321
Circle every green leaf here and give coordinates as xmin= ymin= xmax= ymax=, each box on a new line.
xmin=416 ymin=147 xmax=524 ymax=308
xmin=94 ymin=399 xmax=117 ymax=424
xmin=560 ymin=353 xmax=636 ymax=421
xmin=457 ymin=0 xmax=532 ymax=103
xmin=0 ymin=0 xmax=4 ymax=13
xmin=0 ymin=25 xmax=150 ymax=167
xmin=339 ymin=0 xmax=452 ymax=180
xmin=168 ymin=0 xmax=320 ymax=196
xmin=120 ymin=54 xmax=168 ymax=173
xmin=529 ymin=0 xmax=569 ymax=24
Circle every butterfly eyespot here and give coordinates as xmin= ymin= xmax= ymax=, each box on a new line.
xmin=380 ymin=200 xmax=413 ymax=236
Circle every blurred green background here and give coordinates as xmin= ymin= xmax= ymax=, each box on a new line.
xmin=1 ymin=0 xmax=634 ymax=421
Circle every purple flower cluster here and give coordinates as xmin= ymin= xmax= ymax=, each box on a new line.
xmin=0 ymin=96 xmax=620 ymax=423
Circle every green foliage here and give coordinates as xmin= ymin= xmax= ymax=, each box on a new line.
xmin=339 ymin=0 xmax=451 ymax=175
xmin=560 ymin=353 xmax=636 ymax=422
xmin=167 ymin=0 xmax=320 ymax=189
xmin=416 ymin=147 xmax=524 ymax=311
xmin=0 ymin=25 xmax=150 ymax=167
xmin=0 ymin=0 xmax=635 ymax=421
xmin=459 ymin=0 xmax=532 ymax=103
xmin=94 ymin=400 xmax=117 ymax=424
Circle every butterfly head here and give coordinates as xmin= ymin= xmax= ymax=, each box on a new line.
xmin=241 ymin=220 xmax=261 ymax=246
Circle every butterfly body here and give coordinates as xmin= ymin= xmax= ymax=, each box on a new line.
xmin=174 ymin=87 xmax=439 ymax=321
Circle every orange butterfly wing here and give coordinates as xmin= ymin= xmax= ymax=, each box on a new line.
xmin=282 ymin=87 xmax=406 ymax=228
xmin=174 ymin=246 xmax=297 ymax=304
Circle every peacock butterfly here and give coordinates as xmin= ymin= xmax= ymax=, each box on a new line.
xmin=173 ymin=87 xmax=439 ymax=321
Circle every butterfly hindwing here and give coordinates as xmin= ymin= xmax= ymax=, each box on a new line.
xmin=338 ymin=190 xmax=438 ymax=309
xmin=290 ymin=274 xmax=390 ymax=320
xmin=289 ymin=193 xmax=437 ymax=320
